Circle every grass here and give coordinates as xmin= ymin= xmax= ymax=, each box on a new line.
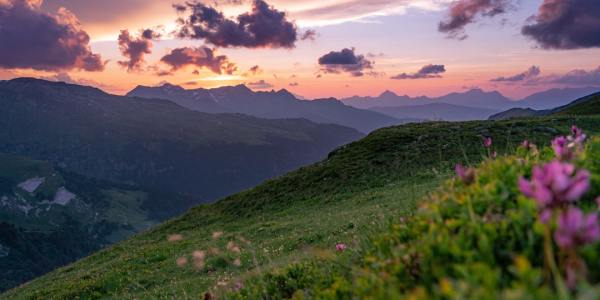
xmin=229 ymin=131 xmax=600 ymax=299
xmin=4 ymin=116 xmax=600 ymax=299
xmin=554 ymin=93 xmax=600 ymax=116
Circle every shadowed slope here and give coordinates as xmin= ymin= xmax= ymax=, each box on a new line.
xmin=5 ymin=115 xmax=600 ymax=299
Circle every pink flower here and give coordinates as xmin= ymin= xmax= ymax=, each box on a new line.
xmin=519 ymin=161 xmax=590 ymax=222
xmin=336 ymin=243 xmax=347 ymax=252
xmin=483 ymin=137 xmax=492 ymax=148
xmin=455 ymin=164 xmax=476 ymax=185
xmin=552 ymin=136 xmax=574 ymax=161
xmin=522 ymin=140 xmax=530 ymax=149
xmin=571 ymin=125 xmax=586 ymax=143
xmin=554 ymin=208 xmax=600 ymax=250
xmin=553 ymin=126 xmax=587 ymax=161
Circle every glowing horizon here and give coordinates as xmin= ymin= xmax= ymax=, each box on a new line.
xmin=0 ymin=0 xmax=599 ymax=100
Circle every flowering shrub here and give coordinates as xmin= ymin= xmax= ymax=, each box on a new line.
xmin=335 ymin=243 xmax=347 ymax=252
xmin=555 ymin=208 xmax=599 ymax=250
xmin=483 ymin=137 xmax=493 ymax=148
xmin=455 ymin=164 xmax=476 ymax=185
xmin=227 ymin=128 xmax=600 ymax=299
xmin=552 ymin=126 xmax=587 ymax=161
xmin=519 ymin=161 xmax=590 ymax=223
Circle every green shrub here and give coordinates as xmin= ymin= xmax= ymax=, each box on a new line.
xmin=227 ymin=136 xmax=600 ymax=299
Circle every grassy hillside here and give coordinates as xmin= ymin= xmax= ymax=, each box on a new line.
xmin=553 ymin=92 xmax=600 ymax=116
xmin=4 ymin=116 xmax=600 ymax=299
xmin=229 ymin=126 xmax=600 ymax=299
xmin=490 ymin=92 xmax=600 ymax=121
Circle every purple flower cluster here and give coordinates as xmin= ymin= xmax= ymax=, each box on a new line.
xmin=455 ymin=164 xmax=476 ymax=185
xmin=518 ymin=125 xmax=600 ymax=288
xmin=483 ymin=137 xmax=492 ymax=148
xmin=336 ymin=243 xmax=347 ymax=252
xmin=554 ymin=208 xmax=600 ymax=249
xmin=552 ymin=126 xmax=587 ymax=161
xmin=519 ymin=161 xmax=590 ymax=223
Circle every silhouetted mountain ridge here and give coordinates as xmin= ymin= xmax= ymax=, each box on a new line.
xmin=128 ymin=84 xmax=404 ymax=133
xmin=0 ymin=78 xmax=362 ymax=200
xmin=371 ymin=103 xmax=498 ymax=122
xmin=343 ymin=86 xmax=600 ymax=111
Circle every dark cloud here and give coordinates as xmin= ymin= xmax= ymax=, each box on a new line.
xmin=141 ymin=28 xmax=162 ymax=39
xmin=175 ymin=0 xmax=312 ymax=48
xmin=439 ymin=0 xmax=515 ymax=40
xmin=318 ymin=48 xmax=374 ymax=77
xmin=300 ymin=29 xmax=317 ymax=41
xmin=550 ymin=66 xmax=600 ymax=86
xmin=0 ymin=0 xmax=105 ymax=71
xmin=522 ymin=0 xmax=600 ymax=49
xmin=289 ymin=82 xmax=299 ymax=87
xmin=526 ymin=66 xmax=600 ymax=87
xmin=160 ymin=47 xmax=237 ymax=74
xmin=391 ymin=64 xmax=446 ymax=80
xmin=156 ymin=69 xmax=173 ymax=77
xmin=246 ymin=79 xmax=274 ymax=89
xmin=118 ymin=29 xmax=160 ymax=72
xmin=491 ymin=66 xmax=541 ymax=82
xmin=172 ymin=3 xmax=187 ymax=13
xmin=249 ymin=65 xmax=262 ymax=75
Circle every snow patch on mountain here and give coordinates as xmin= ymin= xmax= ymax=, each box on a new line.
xmin=52 ymin=187 xmax=76 ymax=205
xmin=17 ymin=177 xmax=45 ymax=193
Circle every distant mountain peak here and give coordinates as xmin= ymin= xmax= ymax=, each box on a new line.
xmin=275 ymin=88 xmax=295 ymax=98
xmin=464 ymin=88 xmax=485 ymax=94
xmin=158 ymin=83 xmax=185 ymax=92
xmin=379 ymin=90 xmax=398 ymax=98
xmin=232 ymin=84 xmax=251 ymax=92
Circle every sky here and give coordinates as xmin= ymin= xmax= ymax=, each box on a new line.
xmin=0 ymin=0 xmax=599 ymax=99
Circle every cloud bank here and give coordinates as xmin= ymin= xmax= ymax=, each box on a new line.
xmin=175 ymin=0 xmax=311 ymax=48
xmin=491 ymin=66 xmax=541 ymax=82
xmin=318 ymin=48 xmax=374 ymax=77
xmin=160 ymin=47 xmax=237 ymax=75
xmin=438 ymin=0 xmax=514 ymax=39
xmin=0 ymin=0 xmax=104 ymax=71
xmin=246 ymin=79 xmax=274 ymax=89
xmin=535 ymin=66 xmax=600 ymax=87
xmin=522 ymin=0 xmax=600 ymax=49
xmin=118 ymin=29 xmax=161 ymax=71
xmin=391 ymin=64 xmax=446 ymax=80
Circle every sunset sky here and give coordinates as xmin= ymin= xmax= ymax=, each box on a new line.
xmin=1 ymin=0 xmax=599 ymax=99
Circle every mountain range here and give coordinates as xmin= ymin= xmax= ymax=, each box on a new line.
xmin=0 ymin=78 xmax=362 ymax=200
xmin=6 ymin=89 xmax=600 ymax=298
xmin=1 ymin=77 xmax=599 ymax=294
xmin=369 ymin=103 xmax=498 ymax=122
xmin=127 ymin=84 xmax=403 ymax=133
xmin=342 ymin=86 xmax=600 ymax=120
xmin=0 ymin=78 xmax=366 ymax=291
xmin=128 ymin=84 xmax=599 ymax=126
